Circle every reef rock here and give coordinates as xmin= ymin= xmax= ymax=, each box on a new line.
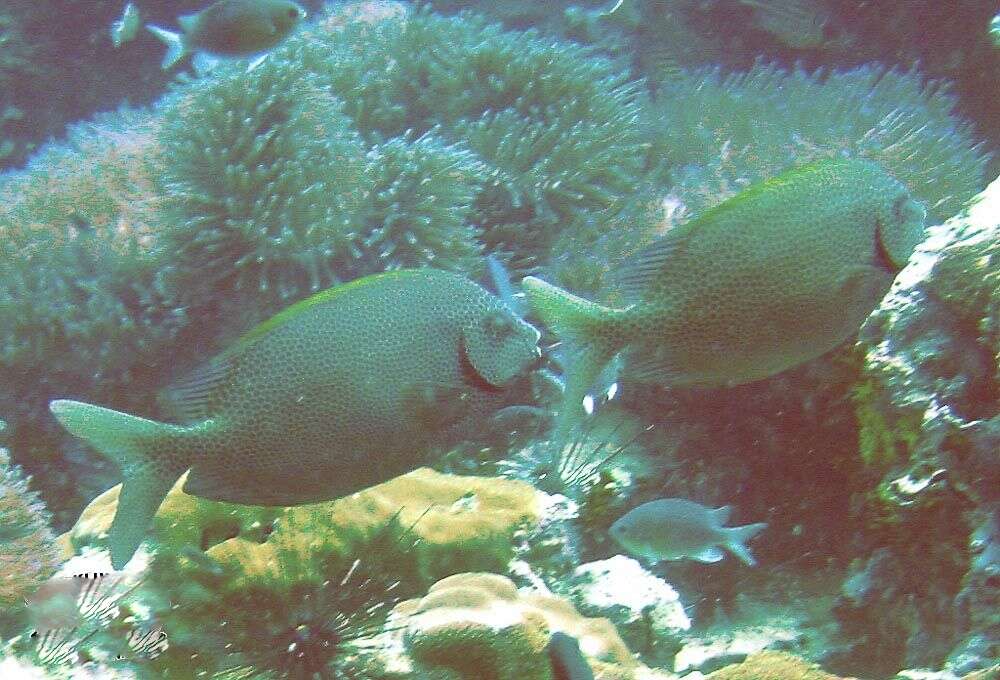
xmin=568 ymin=555 xmax=690 ymax=666
xmin=838 ymin=175 xmax=1000 ymax=674
xmin=706 ymin=651 xmax=854 ymax=680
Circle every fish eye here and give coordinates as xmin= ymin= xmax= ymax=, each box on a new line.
xmin=483 ymin=310 xmax=515 ymax=340
xmin=892 ymin=194 xmax=924 ymax=224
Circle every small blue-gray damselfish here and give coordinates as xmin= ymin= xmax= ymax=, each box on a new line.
xmin=610 ymin=498 xmax=767 ymax=566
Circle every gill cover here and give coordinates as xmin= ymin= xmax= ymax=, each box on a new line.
xmin=878 ymin=190 xmax=927 ymax=271
xmin=461 ymin=308 xmax=541 ymax=387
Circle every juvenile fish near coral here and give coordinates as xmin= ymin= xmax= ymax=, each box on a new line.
xmin=610 ymin=498 xmax=767 ymax=566
xmin=147 ymin=0 xmax=306 ymax=69
xmin=50 ymin=269 xmax=542 ymax=569
xmin=524 ymin=158 xmax=926 ymax=438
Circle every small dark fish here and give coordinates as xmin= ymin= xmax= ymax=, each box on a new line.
xmin=147 ymin=0 xmax=307 ymax=69
xmin=548 ymin=632 xmax=595 ymax=680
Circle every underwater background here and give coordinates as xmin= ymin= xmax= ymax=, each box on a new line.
xmin=0 ymin=0 xmax=998 ymax=678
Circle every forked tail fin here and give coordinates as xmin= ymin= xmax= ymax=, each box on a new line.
xmin=49 ymin=400 xmax=192 ymax=569
xmin=146 ymin=24 xmax=187 ymax=69
xmin=723 ymin=522 xmax=768 ymax=567
xmin=521 ymin=277 xmax=625 ymax=444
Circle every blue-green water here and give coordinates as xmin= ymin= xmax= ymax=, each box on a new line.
xmin=0 ymin=1 xmax=997 ymax=678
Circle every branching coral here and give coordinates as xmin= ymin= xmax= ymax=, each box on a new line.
xmin=653 ymin=61 xmax=989 ymax=221
xmin=0 ymin=110 xmax=182 ymax=523
xmin=0 ymin=448 xmax=62 ymax=611
xmin=0 ymin=108 xmax=172 ymax=381
xmin=0 ymin=9 xmax=37 ymax=166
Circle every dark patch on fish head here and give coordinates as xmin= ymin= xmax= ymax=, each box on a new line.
xmin=460 ymin=306 xmax=542 ymax=388
xmin=268 ymin=0 xmax=306 ymax=34
xmin=874 ymin=191 xmax=926 ymax=274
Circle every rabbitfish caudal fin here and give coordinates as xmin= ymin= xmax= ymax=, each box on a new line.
xmin=723 ymin=522 xmax=768 ymax=567
xmin=49 ymin=400 xmax=194 ymax=569
xmin=521 ymin=277 xmax=626 ymax=442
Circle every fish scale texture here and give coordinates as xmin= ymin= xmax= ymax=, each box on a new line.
xmin=608 ymin=158 xmax=925 ymax=387
xmin=165 ymin=269 xmax=540 ymax=505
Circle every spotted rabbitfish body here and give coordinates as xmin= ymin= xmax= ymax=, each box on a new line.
xmin=51 ymin=270 xmax=542 ymax=569
xmin=524 ymin=158 xmax=926 ymax=439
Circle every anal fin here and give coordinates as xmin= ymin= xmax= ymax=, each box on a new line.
xmin=109 ymin=464 xmax=178 ymax=569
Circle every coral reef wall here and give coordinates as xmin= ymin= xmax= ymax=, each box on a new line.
xmin=833 ymin=175 xmax=1000 ymax=675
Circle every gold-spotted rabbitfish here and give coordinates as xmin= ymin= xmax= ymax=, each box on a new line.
xmin=610 ymin=498 xmax=767 ymax=566
xmin=524 ymin=158 xmax=926 ymax=438
xmin=147 ymin=0 xmax=306 ymax=69
xmin=50 ymin=270 xmax=542 ymax=569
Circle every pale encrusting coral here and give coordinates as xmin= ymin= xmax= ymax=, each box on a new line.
xmin=386 ymin=571 xmax=653 ymax=679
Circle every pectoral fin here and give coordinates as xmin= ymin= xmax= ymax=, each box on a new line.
xmin=401 ymin=381 xmax=474 ymax=430
xmin=693 ymin=546 xmax=725 ymax=563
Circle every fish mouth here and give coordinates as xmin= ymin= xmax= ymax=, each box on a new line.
xmin=458 ymin=339 xmax=504 ymax=393
xmin=873 ymin=220 xmax=903 ymax=277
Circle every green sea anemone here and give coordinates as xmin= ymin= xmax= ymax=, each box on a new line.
xmin=653 ymin=61 xmax=990 ymax=221
xmin=157 ymin=57 xmax=369 ymax=308
xmin=303 ymin=6 xmax=650 ymax=272
xmin=357 ymin=132 xmax=486 ymax=275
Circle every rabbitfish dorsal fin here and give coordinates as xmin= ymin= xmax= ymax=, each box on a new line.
xmin=159 ymin=354 xmax=235 ymax=423
xmin=226 ymin=271 xmax=417 ymax=356
xmin=607 ymin=224 xmax=692 ymax=302
xmin=161 ymin=272 xmax=423 ymax=423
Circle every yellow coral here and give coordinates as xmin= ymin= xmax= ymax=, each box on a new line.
xmin=65 ymin=467 xmax=539 ymax=587
xmin=392 ymin=571 xmax=638 ymax=680
xmin=852 ymin=378 xmax=922 ymax=470
xmin=706 ymin=652 xmax=854 ymax=680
